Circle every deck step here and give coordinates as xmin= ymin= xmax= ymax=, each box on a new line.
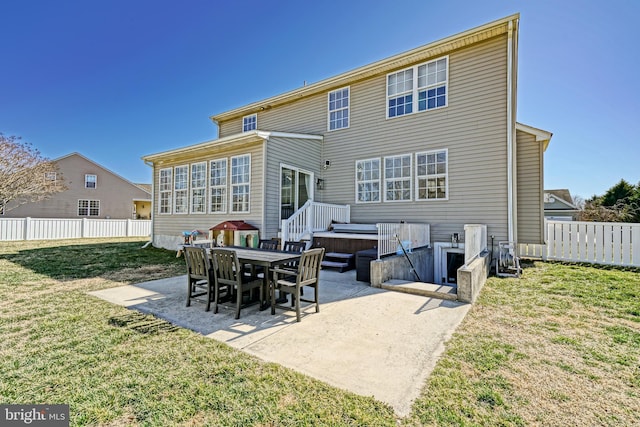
xmin=380 ymin=279 xmax=458 ymax=301
xmin=321 ymin=260 xmax=349 ymax=267
xmin=324 ymin=252 xmax=354 ymax=260
xmin=321 ymin=252 xmax=355 ymax=272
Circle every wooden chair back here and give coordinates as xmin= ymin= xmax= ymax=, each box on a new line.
xmin=259 ymin=239 xmax=279 ymax=251
xmin=184 ymin=246 xmax=210 ymax=280
xmin=297 ymin=248 xmax=325 ymax=286
xmin=211 ymin=249 xmax=241 ymax=287
xmin=283 ymin=241 xmax=306 ymax=253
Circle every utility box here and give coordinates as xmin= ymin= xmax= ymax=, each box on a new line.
xmin=209 ymin=221 xmax=260 ymax=248
xmin=356 ymin=248 xmax=378 ymax=283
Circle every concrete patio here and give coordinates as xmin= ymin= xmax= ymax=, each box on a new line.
xmin=89 ymin=269 xmax=470 ymax=416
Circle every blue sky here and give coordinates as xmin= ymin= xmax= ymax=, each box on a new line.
xmin=1 ymin=0 xmax=639 ymax=201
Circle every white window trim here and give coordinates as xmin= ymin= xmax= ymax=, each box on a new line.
xmin=190 ymin=162 xmax=207 ymax=214
xmin=85 ymin=174 xmax=97 ymax=189
xmin=386 ymin=55 xmax=449 ymax=119
xmin=383 ymin=153 xmax=413 ymax=203
xmin=77 ymin=199 xmax=100 ymax=216
xmin=209 ymin=158 xmax=228 ymax=214
xmin=355 ymin=158 xmax=381 ymax=204
xmin=230 ymin=154 xmax=251 ymax=213
xmin=415 ymin=149 xmax=449 ymax=201
xmin=173 ymin=165 xmax=189 ymax=215
xmin=279 ymin=163 xmax=315 ymax=221
xmin=327 ymin=86 xmax=350 ymax=131
xmin=243 ymin=114 xmax=257 ymax=132
xmin=158 ymin=167 xmax=172 ymax=215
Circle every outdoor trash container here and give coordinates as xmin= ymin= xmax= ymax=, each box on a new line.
xmin=356 ymin=248 xmax=378 ymax=283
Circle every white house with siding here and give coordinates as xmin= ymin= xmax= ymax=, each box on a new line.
xmin=142 ymin=14 xmax=552 ymax=282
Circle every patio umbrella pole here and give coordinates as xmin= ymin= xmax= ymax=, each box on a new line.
xmin=396 ymin=235 xmax=422 ymax=282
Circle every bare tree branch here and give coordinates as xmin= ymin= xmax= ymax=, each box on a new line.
xmin=0 ymin=133 xmax=67 ymax=213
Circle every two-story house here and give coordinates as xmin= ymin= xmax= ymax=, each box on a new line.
xmin=3 ymin=152 xmax=152 ymax=220
xmin=143 ymin=14 xmax=552 ymax=283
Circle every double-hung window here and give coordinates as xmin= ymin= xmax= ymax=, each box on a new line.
xmin=416 ymin=149 xmax=448 ymax=200
xmin=78 ymin=199 xmax=100 ymax=216
xmin=355 ymin=158 xmax=381 ymax=203
xmin=231 ymin=154 xmax=250 ymax=212
xmin=159 ymin=168 xmax=173 ymax=214
xmin=384 ymin=155 xmax=412 ymax=202
xmin=387 ymin=56 xmax=447 ymax=118
xmin=387 ymin=69 xmax=413 ymax=117
xmin=417 ymin=58 xmax=447 ymax=110
xmin=328 ymin=87 xmax=349 ymax=130
xmin=85 ymin=174 xmax=97 ymax=189
xmin=243 ymin=114 xmax=257 ymax=132
xmin=174 ymin=165 xmax=189 ymax=214
xmin=209 ymin=159 xmax=227 ymax=213
xmin=190 ymin=162 xmax=207 ymax=213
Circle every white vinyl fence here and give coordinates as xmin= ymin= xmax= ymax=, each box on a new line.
xmin=0 ymin=217 xmax=151 ymax=241
xmin=519 ymin=220 xmax=640 ymax=267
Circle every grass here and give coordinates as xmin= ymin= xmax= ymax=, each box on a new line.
xmin=407 ymin=261 xmax=640 ymax=426
xmin=1 ymin=239 xmax=639 ymax=425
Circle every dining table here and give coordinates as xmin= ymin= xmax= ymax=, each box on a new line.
xmin=223 ymin=246 xmax=302 ymax=310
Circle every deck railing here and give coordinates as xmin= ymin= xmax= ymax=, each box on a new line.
xmin=281 ymin=201 xmax=350 ymax=243
xmin=376 ymin=223 xmax=430 ymax=259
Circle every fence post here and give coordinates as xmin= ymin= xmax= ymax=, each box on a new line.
xmin=24 ymin=217 xmax=31 ymax=240
xmin=126 ymin=219 xmax=132 ymax=237
xmin=81 ymin=218 xmax=87 ymax=238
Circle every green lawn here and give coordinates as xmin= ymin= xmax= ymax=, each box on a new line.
xmin=1 ymin=238 xmax=639 ymax=426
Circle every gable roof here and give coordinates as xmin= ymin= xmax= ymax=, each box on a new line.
xmin=210 ymin=13 xmax=520 ymax=124
xmin=54 ymin=152 xmax=151 ymax=195
xmin=544 ymin=189 xmax=577 ymax=209
xmin=516 ymin=122 xmax=553 ymax=151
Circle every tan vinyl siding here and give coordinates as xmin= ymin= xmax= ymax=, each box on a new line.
xmin=323 ymin=34 xmax=511 ymax=243
xmin=516 ymin=130 xmax=544 ymax=243
xmin=213 ymin=34 xmax=512 ymax=244
xmin=219 ymin=92 xmax=328 ymax=138
xmin=152 ymin=142 xmax=265 ymax=240
xmin=4 ymin=154 xmax=150 ymax=219
xmin=219 ymin=119 xmax=242 ymax=138
xmin=263 ymin=137 xmax=322 ymax=238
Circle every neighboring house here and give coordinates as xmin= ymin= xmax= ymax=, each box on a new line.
xmin=143 ymin=14 xmax=552 ymax=279
xmin=544 ymin=189 xmax=578 ymax=221
xmin=3 ymin=152 xmax=152 ymax=220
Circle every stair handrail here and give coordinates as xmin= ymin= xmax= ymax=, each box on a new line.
xmin=281 ymin=201 xmax=350 ymax=242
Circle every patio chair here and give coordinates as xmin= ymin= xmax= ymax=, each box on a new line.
xmin=282 ymin=240 xmax=308 ymax=295
xmin=183 ymin=246 xmax=214 ymax=310
xmin=210 ymin=249 xmax=263 ymax=319
xmin=259 ymin=239 xmax=279 ymax=250
xmin=270 ymin=247 xmax=325 ymax=322
xmin=248 ymin=238 xmax=281 ymax=278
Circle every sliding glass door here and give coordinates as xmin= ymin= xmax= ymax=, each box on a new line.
xmin=280 ymin=165 xmax=313 ymax=221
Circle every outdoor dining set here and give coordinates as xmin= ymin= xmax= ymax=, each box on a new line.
xmin=182 ymin=239 xmax=325 ymax=322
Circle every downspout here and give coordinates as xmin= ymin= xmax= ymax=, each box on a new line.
xmin=506 ymin=18 xmax=518 ymax=245
xmin=143 ymin=159 xmax=155 ymax=247
xmin=261 ymin=137 xmax=268 ymax=241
